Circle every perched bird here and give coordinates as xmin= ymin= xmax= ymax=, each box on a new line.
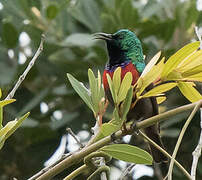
xmin=94 ymin=29 xmax=167 ymax=163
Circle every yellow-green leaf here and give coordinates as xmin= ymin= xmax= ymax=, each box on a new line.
xmin=0 ymin=99 xmax=16 ymax=107
xmin=107 ymin=74 xmax=117 ymax=104
xmin=137 ymin=59 xmax=164 ymax=97
xmin=141 ymin=51 xmax=161 ymax=77
xmin=67 ymin=73 xmax=94 ymax=113
xmin=182 ymin=64 xmax=202 ymax=77
xmin=118 ymin=72 xmax=132 ymax=103
xmin=88 ymin=69 xmax=99 ymax=114
xmin=161 ymin=41 xmax=200 ymax=79
xmin=157 ymin=96 xmax=166 ymax=104
xmin=166 ymin=71 xmax=182 ymax=80
xmin=178 ymin=50 xmax=202 ymax=72
xmin=182 ymin=72 xmax=202 ymax=82
xmin=142 ymin=83 xmax=177 ymax=98
xmin=92 ymin=123 xmax=120 ymax=143
xmin=0 ymin=112 xmax=29 ymax=149
xmin=113 ymin=67 xmax=121 ymax=95
xmin=178 ymin=82 xmax=202 ymax=102
xmin=121 ymin=87 xmax=133 ymax=121
xmin=0 ymin=89 xmax=2 ymax=99
xmin=0 ymin=121 xmax=16 ymax=138
xmin=5 ymin=112 xmax=30 ymax=139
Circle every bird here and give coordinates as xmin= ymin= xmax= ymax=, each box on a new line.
xmin=94 ymin=29 xmax=167 ymax=163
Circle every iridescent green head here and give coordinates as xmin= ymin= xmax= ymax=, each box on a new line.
xmin=94 ymin=29 xmax=145 ymax=72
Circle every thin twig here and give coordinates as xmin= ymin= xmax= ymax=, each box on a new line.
xmin=167 ymin=102 xmax=201 ymax=180
xmin=191 ymin=108 xmax=202 ymax=179
xmin=63 ymin=164 xmax=87 ymax=180
xmin=66 ymin=128 xmax=84 ymax=148
xmin=139 ymin=131 xmax=192 ymax=180
xmin=5 ymin=34 xmax=45 ymax=100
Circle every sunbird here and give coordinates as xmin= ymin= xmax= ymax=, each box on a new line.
xmin=95 ymin=29 xmax=167 ymax=163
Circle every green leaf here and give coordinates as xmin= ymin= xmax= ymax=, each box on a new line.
xmin=182 ymin=64 xmax=202 ymax=77
xmin=137 ymin=59 xmax=164 ymax=97
xmin=2 ymin=22 xmax=18 ymax=48
xmin=46 ymin=4 xmax=59 ymax=20
xmin=178 ymin=50 xmax=202 ymax=72
xmin=0 ymin=112 xmax=30 ymax=150
xmin=0 ymin=99 xmax=16 ymax=107
xmin=112 ymin=67 xmax=121 ymax=95
xmin=100 ymin=144 xmax=153 ymax=165
xmin=106 ymin=74 xmax=117 ymax=104
xmin=178 ymin=82 xmax=202 ymax=102
xmin=142 ymin=83 xmax=177 ymax=98
xmin=118 ymin=72 xmax=132 ymax=103
xmin=161 ymin=41 xmax=200 ymax=79
xmin=0 ymin=89 xmax=2 ymax=99
xmin=5 ymin=112 xmax=30 ymax=139
xmin=93 ymin=123 xmax=120 ymax=142
xmin=67 ymin=73 xmax=94 ymax=113
xmin=88 ymin=69 xmax=99 ymax=114
xmin=121 ymin=87 xmax=133 ymax=121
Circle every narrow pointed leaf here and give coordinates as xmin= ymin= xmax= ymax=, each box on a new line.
xmin=178 ymin=82 xmax=202 ymax=102
xmin=118 ymin=72 xmax=132 ymax=103
xmin=182 ymin=72 xmax=202 ymax=82
xmin=0 ymin=99 xmax=16 ymax=107
xmin=107 ymin=74 xmax=117 ymax=104
xmin=88 ymin=69 xmax=99 ymax=113
xmin=142 ymin=83 xmax=177 ymax=98
xmin=121 ymin=87 xmax=133 ymax=121
xmin=182 ymin=65 xmax=202 ymax=77
xmin=0 ymin=112 xmax=29 ymax=149
xmin=161 ymin=41 xmax=200 ymax=79
xmin=137 ymin=59 xmax=164 ymax=97
xmin=0 ymin=89 xmax=2 ymax=99
xmin=178 ymin=50 xmax=202 ymax=71
xmin=141 ymin=51 xmax=161 ymax=77
xmin=100 ymin=144 xmax=153 ymax=164
xmin=67 ymin=73 xmax=94 ymax=112
xmin=113 ymin=67 xmax=121 ymax=95
xmin=5 ymin=112 xmax=30 ymax=139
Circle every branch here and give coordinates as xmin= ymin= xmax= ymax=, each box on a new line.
xmin=33 ymin=100 xmax=201 ymax=180
xmin=167 ymin=101 xmax=201 ymax=180
xmin=139 ymin=131 xmax=191 ymax=180
xmin=191 ymin=108 xmax=202 ymax=179
xmin=5 ymin=34 xmax=45 ymax=100
xmin=66 ymin=128 xmax=84 ymax=148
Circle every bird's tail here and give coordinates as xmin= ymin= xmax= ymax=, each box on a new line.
xmin=144 ymin=125 xmax=168 ymax=163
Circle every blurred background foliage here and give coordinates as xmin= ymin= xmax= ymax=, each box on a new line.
xmin=0 ymin=0 xmax=202 ymax=179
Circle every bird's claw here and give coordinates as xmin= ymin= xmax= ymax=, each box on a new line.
xmin=130 ymin=117 xmax=144 ymax=134
xmin=110 ymin=133 xmax=116 ymax=142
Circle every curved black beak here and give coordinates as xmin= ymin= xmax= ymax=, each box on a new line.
xmin=93 ymin=32 xmax=113 ymax=41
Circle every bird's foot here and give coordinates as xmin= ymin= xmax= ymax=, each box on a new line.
xmin=110 ymin=133 xmax=116 ymax=142
xmin=130 ymin=117 xmax=144 ymax=135
xmin=121 ymin=122 xmax=128 ymax=135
